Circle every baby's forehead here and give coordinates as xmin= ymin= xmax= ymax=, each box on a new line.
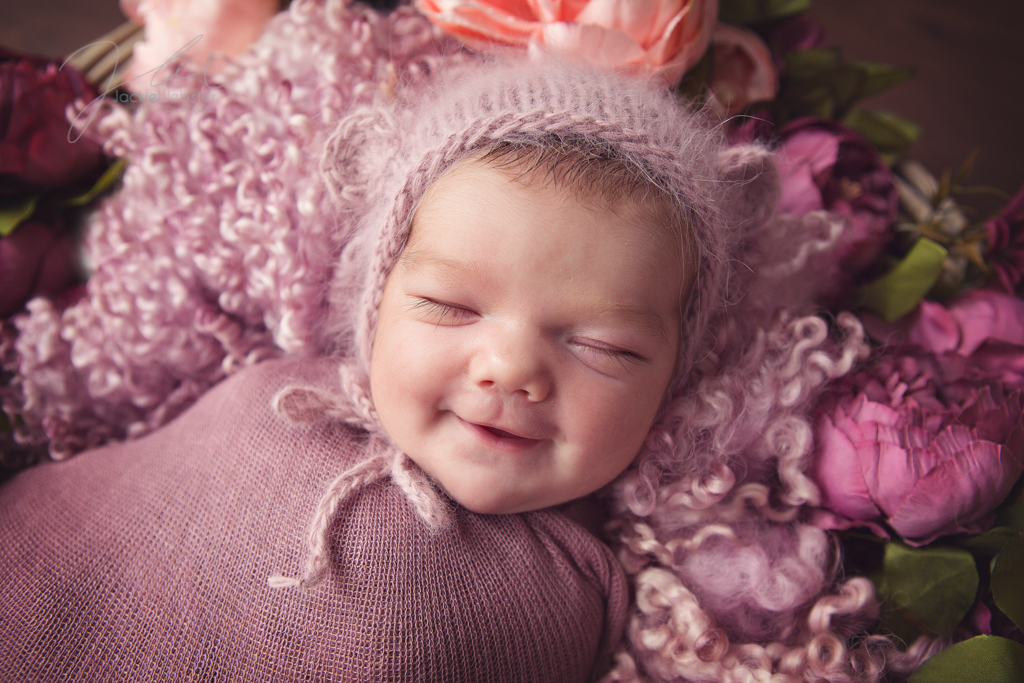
xmin=400 ymin=154 xmax=694 ymax=311
xmin=412 ymin=150 xmax=684 ymax=243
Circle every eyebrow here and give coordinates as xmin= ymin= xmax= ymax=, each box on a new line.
xmin=398 ymin=248 xmax=490 ymax=283
xmin=587 ymin=300 xmax=673 ymax=343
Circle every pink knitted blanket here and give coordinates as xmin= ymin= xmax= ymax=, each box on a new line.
xmin=0 ymin=358 xmax=627 ymax=681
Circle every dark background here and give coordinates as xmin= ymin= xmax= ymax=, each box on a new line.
xmin=3 ymin=0 xmax=1022 ymax=195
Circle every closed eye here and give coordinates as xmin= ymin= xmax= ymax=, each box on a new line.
xmin=410 ymin=297 xmax=478 ymax=325
xmin=569 ymin=338 xmax=649 ymax=369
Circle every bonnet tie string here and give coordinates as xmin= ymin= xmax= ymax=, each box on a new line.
xmin=268 ymin=380 xmax=453 ymax=590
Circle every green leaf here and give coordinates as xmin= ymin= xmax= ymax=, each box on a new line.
xmin=785 ymin=48 xmax=843 ymax=76
xmin=995 ymin=472 xmax=1024 ymax=530
xmin=844 ymin=109 xmax=921 ymax=164
xmin=908 ymin=636 xmax=1024 ymax=683
xmin=761 ymin=0 xmax=811 ymax=19
xmin=991 ymin=534 xmax=1024 ymax=631
xmin=0 ymin=196 xmax=39 ymax=237
xmin=936 ymin=168 xmax=953 ymax=205
xmin=719 ymin=0 xmax=810 ymax=24
xmin=859 ymin=238 xmax=948 ymax=322
xmin=63 ymin=157 xmax=127 ymax=208
xmin=877 ymin=542 xmax=978 ymax=637
xmin=851 ymin=61 xmax=915 ymax=99
xmin=953 ymin=148 xmax=981 ymax=187
xmin=951 ymin=527 xmax=1021 ymax=557
xmin=718 ymin=0 xmax=759 ymax=24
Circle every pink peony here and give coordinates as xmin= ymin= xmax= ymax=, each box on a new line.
xmin=414 ymin=0 xmax=718 ymax=84
xmin=985 ymin=183 xmax=1024 ymax=295
xmin=706 ymin=22 xmax=778 ymax=117
xmin=810 ymin=350 xmax=1024 ymax=546
xmin=120 ymin=0 xmax=279 ymax=90
xmin=774 ymin=118 xmax=898 ymax=275
xmin=862 ymin=289 xmax=1024 ymax=388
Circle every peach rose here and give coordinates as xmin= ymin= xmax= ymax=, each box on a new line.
xmin=415 ymin=0 xmax=719 ymax=83
xmin=706 ymin=22 xmax=777 ymax=116
xmin=120 ymin=0 xmax=279 ymax=91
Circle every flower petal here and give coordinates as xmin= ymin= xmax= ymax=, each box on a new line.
xmin=540 ymin=22 xmax=646 ymax=69
xmin=949 ymin=289 xmax=1024 ymax=356
xmin=971 ymin=340 xmax=1024 ymax=388
xmin=645 ymin=0 xmax=714 ymax=81
xmin=417 ymin=0 xmax=538 ymax=46
xmin=775 ymin=130 xmax=840 ymax=216
xmin=889 ymin=434 xmax=1024 ymax=544
xmin=707 ymin=23 xmax=778 ymax=116
xmin=573 ymin=0 xmax=666 ymax=45
xmin=812 ymin=414 xmax=881 ymax=521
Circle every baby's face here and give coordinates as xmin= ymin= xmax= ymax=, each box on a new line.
xmin=370 ymin=159 xmax=686 ymax=514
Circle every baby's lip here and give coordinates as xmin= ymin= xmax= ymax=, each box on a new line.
xmin=456 ymin=416 xmax=544 ymax=452
xmin=476 ymin=421 xmax=533 ymax=439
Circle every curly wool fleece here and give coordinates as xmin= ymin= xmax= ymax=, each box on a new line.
xmin=0 ymin=1 xmax=462 ymax=460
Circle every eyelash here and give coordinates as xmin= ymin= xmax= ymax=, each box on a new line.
xmin=412 ymin=298 xmax=648 ymax=367
xmin=412 ymin=298 xmax=476 ymax=324
xmin=570 ymin=340 xmax=647 ymax=367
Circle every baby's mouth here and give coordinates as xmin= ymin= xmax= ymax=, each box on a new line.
xmin=457 ymin=416 xmax=542 ymax=452
xmin=481 ymin=425 xmax=521 ymax=439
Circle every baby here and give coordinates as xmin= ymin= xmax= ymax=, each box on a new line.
xmin=0 ymin=58 xmax=775 ymax=682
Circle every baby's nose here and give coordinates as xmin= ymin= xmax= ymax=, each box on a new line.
xmin=469 ymin=329 xmax=552 ymax=403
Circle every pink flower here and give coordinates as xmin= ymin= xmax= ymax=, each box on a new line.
xmin=774 ymin=118 xmax=898 ymax=275
xmin=810 ymin=350 xmax=1024 ymax=546
xmin=706 ymin=23 xmax=778 ymax=117
xmin=863 ymin=289 xmax=1024 ymax=388
xmin=985 ymin=183 xmax=1024 ymax=295
xmin=414 ymin=0 xmax=718 ymax=84
xmin=121 ymin=0 xmax=279 ymax=90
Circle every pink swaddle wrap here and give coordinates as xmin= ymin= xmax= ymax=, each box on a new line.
xmin=0 ymin=357 xmax=627 ymax=681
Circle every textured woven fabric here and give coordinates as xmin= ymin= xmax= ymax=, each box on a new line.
xmin=0 ymin=358 xmax=627 ymax=682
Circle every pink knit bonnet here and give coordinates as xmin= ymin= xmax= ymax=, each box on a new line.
xmin=320 ymin=56 xmax=780 ymax=411
xmin=272 ymin=56 xmax=779 ymax=588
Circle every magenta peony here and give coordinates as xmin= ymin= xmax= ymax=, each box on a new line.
xmin=810 ymin=349 xmax=1024 ymax=546
xmin=414 ymin=0 xmax=718 ymax=84
xmin=0 ymin=218 xmax=79 ymax=318
xmin=706 ymin=22 xmax=777 ymax=117
xmin=0 ymin=50 xmax=105 ymax=318
xmin=862 ymin=289 xmax=1024 ymax=388
xmin=0 ymin=49 xmax=105 ymax=197
xmin=985 ymin=184 xmax=1024 ymax=295
xmin=774 ymin=118 xmax=898 ymax=276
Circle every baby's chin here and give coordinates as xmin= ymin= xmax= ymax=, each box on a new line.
xmin=428 ymin=470 xmax=564 ymax=516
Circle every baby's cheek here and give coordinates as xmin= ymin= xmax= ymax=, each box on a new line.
xmin=389 ymin=329 xmax=461 ymax=405
xmin=575 ymin=382 xmax=658 ymax=458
